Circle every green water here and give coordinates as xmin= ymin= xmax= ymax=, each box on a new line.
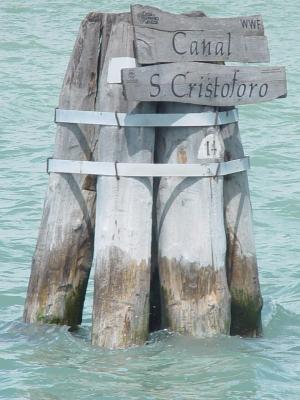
xmin=0 ymin=1 xmax=299 ymax=399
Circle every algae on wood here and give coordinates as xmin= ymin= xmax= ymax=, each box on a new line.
xmin=222 ymin=121 xmax=263 ymax=336
xmin=156 ymin=103 xmax=231 ymax=336
xmin=24 ymin=13 xmax=103 ymax=327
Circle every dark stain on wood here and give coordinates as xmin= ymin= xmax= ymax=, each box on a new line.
xmin=92 ymin=246 xmax=150 ymax=348
xmin=226 ymin=228 xmax=263 ymax=337
xmin=177 ymin=147 xmax=188 ymax=164
xmin=24 ymin=12 xmax=102 ymax=327
xmin=24 ymin=191 xmax=95 ymax=327
xmin=88 ymin=71 xmax=97 ymax=97
xmin=159 ymin=257 xmax=230 ymax=335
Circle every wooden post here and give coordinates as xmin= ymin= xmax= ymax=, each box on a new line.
xmin=222 ymin=121 xmax=263 ymax=336
xmin=23 ymin=13 xmax=103 ymax=326
xmin=91 ymin=18 xmax=156 ymax=348
xmin=23 ymin=4 xmax=268 ymax=343
xmin=155 ymin=103 xmax=231 ymax=336
xmin=126 ymin=5 xmax=272 ymax=338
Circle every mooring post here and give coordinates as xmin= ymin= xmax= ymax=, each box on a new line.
xmin=155 ymin=103 xmax=231 ymax=336
xmin=23 ymin=13 xmax=103 ymax=326
xmin=222 ymin=121 xmax=263 ymax=336
xmin=123 ymin=3 xmax=287 ymax=339
xmin=23 ymin=4 xmax=286 ymax=345
xmin=91 ymin=18 xmax=156 ymax=348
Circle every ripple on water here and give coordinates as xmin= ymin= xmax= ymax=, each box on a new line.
xmin=0 ymin=301 xmax=299 ymax=399
xmin=1 ymin=0 xmax=300 ymax=399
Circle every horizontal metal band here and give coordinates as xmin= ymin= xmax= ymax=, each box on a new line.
xmin=47 ymin=157 xmax=249 ymax=177
xmin=55 ymin=108 xmax=238 ymax=127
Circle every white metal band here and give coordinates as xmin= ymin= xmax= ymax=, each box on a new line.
xmin=47 ymin=157 xmax=249 ymax=177
xmin=55 ymin=108 xmax=238 ymax=127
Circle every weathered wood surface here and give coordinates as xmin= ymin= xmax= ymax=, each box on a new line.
xmin=23 ymin=13 xmax=103 ymax=326
xmin=134 ymin=27 xmax=269 ymax=64
xmin=221 ymin=122 xmax=263 ymax=336
xmin=92 ymin=18 xmax=156 ymax=348
xmin=24 ymin=6 xmax=264 ymax=344
xmin=149 ymin=8 xmax=206 ymax=334
xmin=122 ymin=62 xmax=287 ymax=106
xmin=131 ymin=5 xmax=265 ymax=36
xmin=156 ymin=103 xmax=231 ymax=336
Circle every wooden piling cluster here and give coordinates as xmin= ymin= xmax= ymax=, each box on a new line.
xmin=24 ymin=5 xmax=287 ymax=348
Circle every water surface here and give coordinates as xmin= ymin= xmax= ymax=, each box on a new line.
xmin=0 ymin=1 xmax=299 ymax=399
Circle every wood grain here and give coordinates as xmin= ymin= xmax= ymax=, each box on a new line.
xmin=134 ymin=27 xmax=269 ymax=64
xmin=221 ymin=121 xmax=263 ymax=337
xmin=23 ymin=13 xmax=103 ymax=326
xmin=122 ymin=62 xmax=287 ymax=106
xmin=91 ymin=18 xmax=156 ymax=349
xmin=156 ymin=103 xmax=231 ymax=336
xmin=131 ymin=5 xmax=265 ymax=36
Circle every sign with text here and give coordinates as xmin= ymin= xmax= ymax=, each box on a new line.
xmin=122 ymin=63 xmax=287 ymax=106
xmin=134 ymin=27 xmax=269 ymax=64
xmin=131 ymin=5 xmax=265 ymax=36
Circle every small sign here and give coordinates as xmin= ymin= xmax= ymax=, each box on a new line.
xmin=107 ymin=57 xmax=136 ymax=83
xmin=122 ymin=63 xmax=287 ymax=107
xmin=131 ymin=5 xmax=265 ymax=36
xmin=134 ymin=27 xmax=269 ymax=64
xmin=198 ymin=129 xmax=224 ymax=161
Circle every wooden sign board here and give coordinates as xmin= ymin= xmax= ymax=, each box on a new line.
xmin=134 ymin=27 xmax=270 ymax=64
xmin=122 ymin=63 xmax=287 ymax=107
xmin=131 ymin=5 xmax=265 ymax=36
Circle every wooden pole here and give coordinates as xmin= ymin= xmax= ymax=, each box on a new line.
xmin=23 ymin=13 xmax=103 ymax=326
xmin=155 ymin=103 xmax=231 ymax=336
xmin=91 ymin=18 xmax=156 ymax=348
xmin=222 ymin=120 xmax=263 ymax=336
xmin=23 ymin=5 xmax=263 ymax=342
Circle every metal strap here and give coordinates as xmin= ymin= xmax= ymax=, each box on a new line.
xmin=47 ymin=157 xmax=249 ymax=177
xmin=55 ymin=109 xmax=238 ymax=127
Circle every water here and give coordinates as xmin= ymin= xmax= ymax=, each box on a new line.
xmin=0 ymin=0 xmax=299 ymax=399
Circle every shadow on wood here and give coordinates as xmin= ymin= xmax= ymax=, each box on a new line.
xmin=24 ymin=7 xmax=264 ymax=346
xmin=222 ymin=121 xmax=263 ymax=336
xmin=155 ymin=103 xmax=231 ymax=336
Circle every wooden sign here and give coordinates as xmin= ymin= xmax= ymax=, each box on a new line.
xmin=122 ymin=63 xmax=287 ymax=106
xmin=134 ymin=27 xmax=269 ymax=64
xmin=131 ymin=5 xmax=265 ymax=36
